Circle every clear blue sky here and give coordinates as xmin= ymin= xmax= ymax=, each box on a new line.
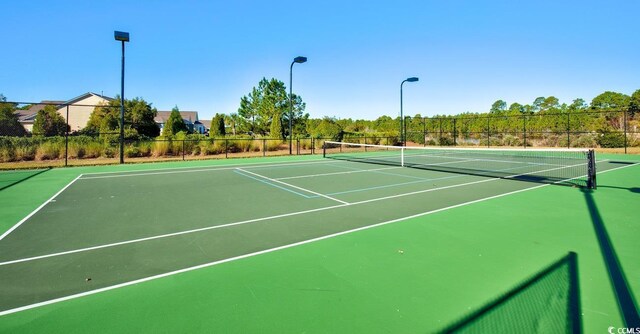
xmin=1 ymin=0 xmax=638 ymax=121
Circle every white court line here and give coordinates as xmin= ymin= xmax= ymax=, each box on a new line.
xmin=0 ymin=174 xmax=83 ymax=242
xmin=0 ymin=177 xmax=496 ymax=267
xmin=275 ymin=166 xmax=403 ymax=180
xmin=0 ymin=160 xmax=599 ymax=267
xmin=79 ymin=160 xmax=337 ymax=180
xmin=235 ymin=168 xmax=350 ymax=205
xmin=2 ymin=161 xmax=635 ymax=317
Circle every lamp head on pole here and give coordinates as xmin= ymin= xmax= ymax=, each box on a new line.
xmin=114 ymin=31 xmax=130 ymax=42
xmin=406 ymin=77 xmax=419 ymax=82
xmin=293 ymin=56 xmax=307 ymax=64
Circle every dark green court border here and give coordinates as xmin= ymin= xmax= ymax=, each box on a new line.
xmin=0 ymin=155 xmax=638 ymax=332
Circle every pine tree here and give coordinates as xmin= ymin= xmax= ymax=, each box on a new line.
xmin=270 ymin=112 xmax=283 ymax=140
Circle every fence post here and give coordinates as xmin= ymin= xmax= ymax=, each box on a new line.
xmin=439 ymin=118 xmax=443 ymax=146
xmin=486 ymin=116 xmax=490 ymax=148
xmin=262 ymin=138 xmax=266 ymax=157
xmin=453 ymin=118 xmax=457 ymax=146
xmin=311 ymin=138 xmax=314 ymax=155
xmin=523 ymin=114 xmax=527 ymax=149
xmin=182 ymin=140 xmax=185 ymax=161
xmin=225 ymin=138 xmax=228 ymax=158
xmin=624 ymin=109 xmax=628 ymax=154
xmin=423 ymin=117 xmax=426 ymax=146
xmin=65 ymin=105 xmax=69 ymax=167
xmin=567 ymin=113 xmax=570 ymax=149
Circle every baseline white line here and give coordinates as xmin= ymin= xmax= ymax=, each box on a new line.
xmin=0 ymin=161 xmax=634 ymax=316
xmin=0 ymin=174 xmax=83 ymax=242
xmin=236 ymin=168 xmax=350 ymax=205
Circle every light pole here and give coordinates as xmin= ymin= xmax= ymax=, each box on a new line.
xmin=114 ymin=31 xmax=129 ymax=164
xmin=400 ymin=77 xmax=419 ymax=146
xmin=289 ymin=56 xmax=307 ymax=154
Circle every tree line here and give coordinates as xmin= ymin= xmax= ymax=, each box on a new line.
xmin=1 ymin=86 xmax=639 ymax=142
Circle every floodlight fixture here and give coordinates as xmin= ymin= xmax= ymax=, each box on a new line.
xmin=289 ymin=56 xmax=308 ymax=154
xmin=400 ymin=77 xmax=419 ymax=146
xmin=114 ymin=31 xmax=130 ymax=42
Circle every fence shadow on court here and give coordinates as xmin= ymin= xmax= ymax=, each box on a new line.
xmin=438 ymin=252 xmax=581 ymax=333
xmin=580 ymin=188 xmax=640 ymax=327
xmin=0 ymin=168 xmax=51 ymax=192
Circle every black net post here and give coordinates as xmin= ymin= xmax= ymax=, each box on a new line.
xmin=262 ymin=138 xmax=266 ymax=157
xmin=587 ymin=149 xmax=597 ymax=189
xmin=182 ymin=140 xmax=185 ymax=161
xmin=225 ymin=138 xmax=228 ymax=158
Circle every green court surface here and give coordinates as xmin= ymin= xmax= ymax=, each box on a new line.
xmin=0 ymin=153 xmax=638 ymax=333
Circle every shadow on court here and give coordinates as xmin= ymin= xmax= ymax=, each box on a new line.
xmin=0 ymin=168 xmax=51 ymax=192
xmin=581 ymin=187 xmax=640 ymax=327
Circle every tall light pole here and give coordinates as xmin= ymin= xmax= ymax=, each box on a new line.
xmin=400 ymin=77 xmax=419 ymax=146
xmin=114 ymin=31 xmax=129 ymax=164
xmin=289 ymin=56 xmax=307 ymax=154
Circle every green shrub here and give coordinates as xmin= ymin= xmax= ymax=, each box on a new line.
xmin=84 ymin=141 xmax=103 ymax=158
xmin=191 ymin=145 xmax=201 ymax=155
xmin=501 ymin=134 xmax=522 ymax=147
xmin=125 ymin=145 xmax=140 ymax=158
xmin=67 ymin=142 xmax=86 ymax=159
xmin=36 ymin=141 xmax=63 ymax=160
xmin=596 ymin=131 xmax=625 ymax=148
xmin=103 ymin=147 xmax=116 ymax=158
xmin=152 ymin=139 xmax=171 ymax=156
xmin=571 ymin=134 xmax=597 ymax=148
xmin=266 ymin=140 xmax=283 ymax=151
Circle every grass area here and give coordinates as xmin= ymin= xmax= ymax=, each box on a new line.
xmin=0 ymin=153 xmax=637 ymax=333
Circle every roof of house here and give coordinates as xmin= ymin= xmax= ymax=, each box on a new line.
xmin=13 ymin=92 xmax=114 ymax=123
xmin=15 ymin=100 xmax=65 ymax=122
xmin=199 ymin=120 xmax=211 ymax=129
xmin=65 ymin=92 xmax=115 ymax=105
xmin=155 ymin=111 xmax=199 ymax=123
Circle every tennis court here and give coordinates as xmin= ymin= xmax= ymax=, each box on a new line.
xmin=0 ymin=145 xmax=638 ymax=333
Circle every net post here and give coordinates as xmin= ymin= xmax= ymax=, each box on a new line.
xmin=322 ymin=141 xmax=326 ymax=158
xmin=401 ymin=147 xmax=405 ymax=167
xmin=587 ymin=149 xmax=597 ymax=189
xmin=262 ymin=138 xmax=266 ymax=157
xmin=225 ymin=138 xmax=228 ymax=158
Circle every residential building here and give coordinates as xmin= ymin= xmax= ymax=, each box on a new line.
xmin=154 ymin=111 xmax=204 ymax=134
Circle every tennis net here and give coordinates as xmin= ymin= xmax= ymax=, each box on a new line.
xmin=323 ymin=141 xmax=596 ymax=188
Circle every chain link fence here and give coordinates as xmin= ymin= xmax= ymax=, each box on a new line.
xmin=1 ymin=100 xmax=637 ymax=169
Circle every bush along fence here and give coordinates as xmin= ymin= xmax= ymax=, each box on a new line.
xmin=0 ymin=107 xmax=637 ymax=169
xmin=0 ymin=135 xmax=402 ymax=168
xmin=404 ymin=109 xmax=638 ymax=152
